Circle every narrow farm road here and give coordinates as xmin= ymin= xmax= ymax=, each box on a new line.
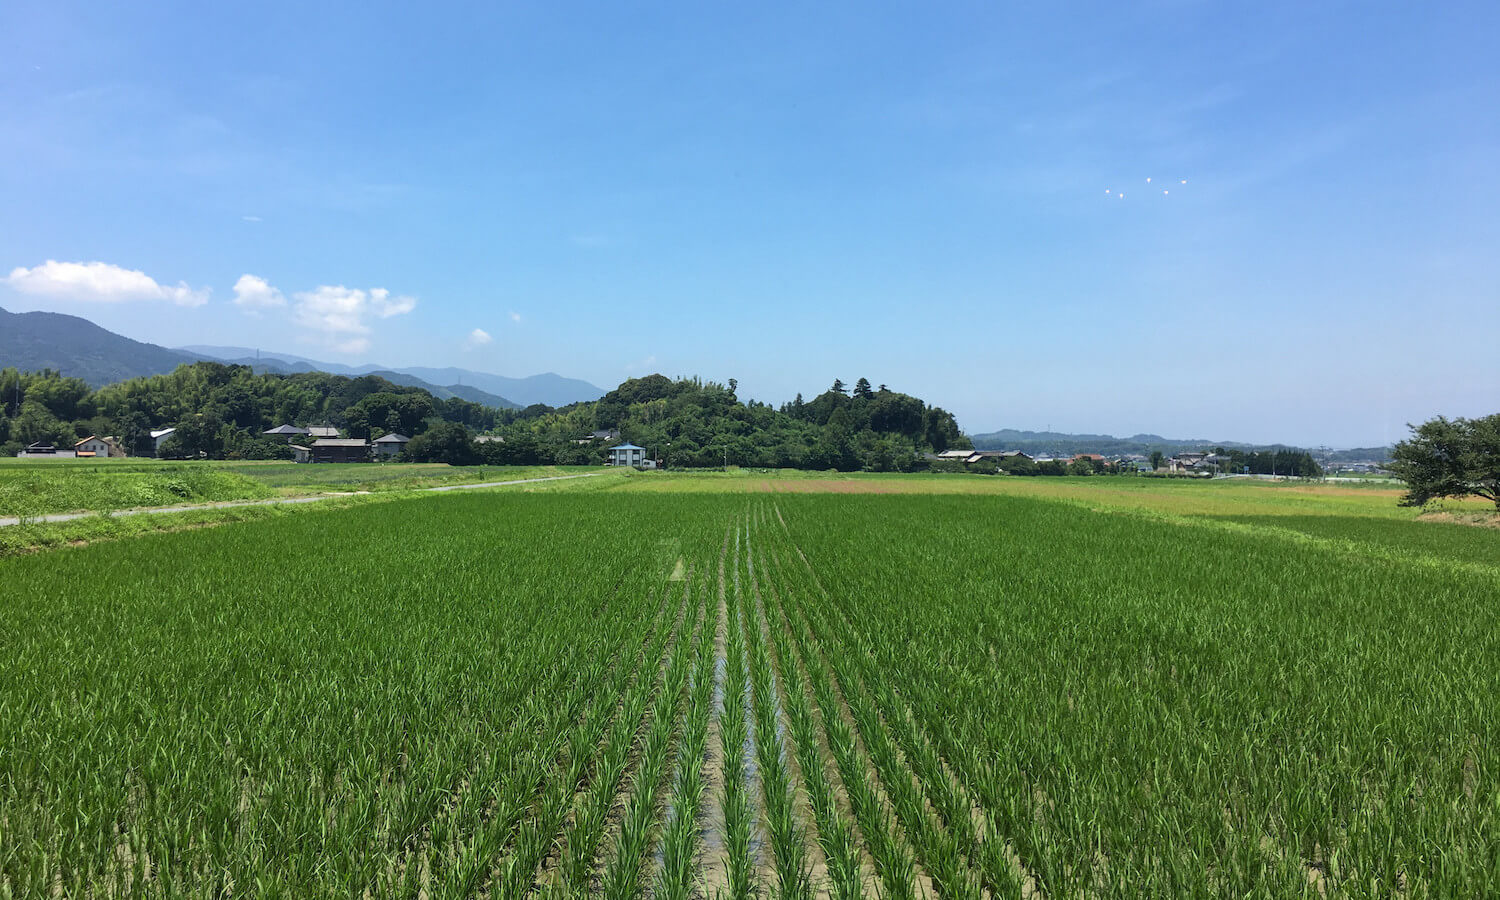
xmin=0 ymin=472 xmax=601 ymax=527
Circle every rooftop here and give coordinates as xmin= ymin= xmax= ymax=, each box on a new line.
xmin=373 ymin=433 xmax=411 ymax=443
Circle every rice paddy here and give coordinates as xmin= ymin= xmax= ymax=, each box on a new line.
xmin=1 ymin=480 xmax=1496 ymax=897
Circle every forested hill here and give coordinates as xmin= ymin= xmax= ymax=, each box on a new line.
xmin=495 ymin=375 xmax=967 ymax=470
xmin=0 ymin=305 xmax=204 ymax=387
xmin=2 ymin=365 xmax=964 ymax=469
xmin=0 ymin=363 xmax=504 ymax=458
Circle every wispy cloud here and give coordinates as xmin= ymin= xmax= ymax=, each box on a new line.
xmin=465 ymin=328 xmax=492 ymax=349
xmin=241 ymin=215 xmax=262 ymax=223
xmin=3 ymin=260 xmax=209 ymax=306
xmin=509 ymin=310 xmax=522 ymax=323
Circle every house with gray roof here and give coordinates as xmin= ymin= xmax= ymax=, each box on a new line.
xmin=372 ymin=433 xmax=411 ymax=459
xmin=310 ymin=438 xmax=369 ymax=463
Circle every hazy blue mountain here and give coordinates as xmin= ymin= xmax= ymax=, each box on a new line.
xmin=0 ymin=305 xmax=208 ymax=387
xmin=181 ymin=345 xmax=606 ymax=408
xmin=970 ymin=428 xmax=1284 ymax=456
xmin=396 ymin=367 xmax=604 ymax=409
xmin=0 ymin=313 xmax=520 ymax=409
xmin=204 ymin=352 xmax=520 ymax=409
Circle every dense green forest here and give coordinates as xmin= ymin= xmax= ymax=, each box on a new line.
xmin=478 ymin=374 xmax=967 ymax=470
xmin=0 ymin=364 xmax=501 ymax=459
xmin=0 ymin=365 xmax=968 ymax=470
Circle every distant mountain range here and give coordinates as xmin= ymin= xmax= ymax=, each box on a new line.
xmin=968 ymin=428 xmax=1392 ymax=460
xmin=181 ymin=346 xmax=605 ymax=409
xmin=0 ymin=305 xmax=607 ymax=409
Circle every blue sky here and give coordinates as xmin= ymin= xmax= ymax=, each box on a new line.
xmin=2 ymin=1 xmax=1496 ymax=446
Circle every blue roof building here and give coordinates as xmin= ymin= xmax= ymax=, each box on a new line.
xmin=607 ymin=443 xmax=649 ymax=468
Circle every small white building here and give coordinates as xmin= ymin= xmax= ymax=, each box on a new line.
xmin=606 ymin=443 xmax=648 ymax=468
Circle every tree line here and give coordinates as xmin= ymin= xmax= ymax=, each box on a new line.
xmin=0 ymin=364 xmax=502 ymax=459
xmin=0 ymin=365 xmax=969 ymax=470
xmin=412 ymin=375 xmax=969 ymax=470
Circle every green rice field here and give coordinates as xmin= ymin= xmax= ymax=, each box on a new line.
xmin=0 ymin=458 xmax=602 ymax=517
xmin=1 ymin=480 xmax=1497 ymax=897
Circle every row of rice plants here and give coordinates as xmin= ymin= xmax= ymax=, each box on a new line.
xmin=486 ymin=571 xmax=683 ymax=899
xmin=768 ymin=538 xmax=921 ymax=898
xmin=769 ymin=493 xmax=1500 ymax=896
xmin=717 ymin=524 xmax=758 ymax=900
xmin=543 ymin=574 xmax=691 ymax=898
xmin=655 ymin=563 xmax=720 ymax=900
xmin=756 ymin=514 xmax=1020 ymax=897
xmin=756 ymin=550 xmax=866 ymax=900
xmin=598 ymin=571 xmax=707 ymax=899
xmin=0 ymin=493 xmax=726 ymax=895
xmin=741 ymin=515 xmax=813 ymax=899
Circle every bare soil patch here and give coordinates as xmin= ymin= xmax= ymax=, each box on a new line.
xmin=756 ymin=480 xmax=902 ymax=494
xmin=1418 ymin=510 xmax=1500 ymax=528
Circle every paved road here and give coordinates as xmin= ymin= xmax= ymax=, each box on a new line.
xmin=0 ymin=472 xmax=601 ymax=527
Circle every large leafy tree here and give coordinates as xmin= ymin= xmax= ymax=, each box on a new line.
xmin=1389 ymin=414 xmax=1500 ymax=508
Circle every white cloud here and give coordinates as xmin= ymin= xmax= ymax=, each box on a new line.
xmin=3 ymin=260 xmax=209 ymax=306
xmin=291 ymin=284 xmax=417 ymax=353
xmin=241 ymin=215 xmax=262 ymax=223
xmin=232 ymin=274 xmax=285 ymax=309
xmin=509 ymin=310 xmax=522 ymax=323
xmin=465 ymin=328 xmax=492 ymax=349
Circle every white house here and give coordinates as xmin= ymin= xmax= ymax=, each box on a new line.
xmin=74 ymin=435 xmax=125 ymax=458
xmin=606 ymin=443 xmax=648 ymax=467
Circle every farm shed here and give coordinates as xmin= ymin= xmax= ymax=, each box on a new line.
xmin=372 ymin=433 xmax=411 ymax=459
xmin=290 ymin=444 xmax=312 ymax=464
xmin=307 ymin=426 xmax=341 ymax=439
xmin=16 ymin=442 xmax=77 ymax=458
xmin=310 ymin=438 xmax=370 ymax=463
